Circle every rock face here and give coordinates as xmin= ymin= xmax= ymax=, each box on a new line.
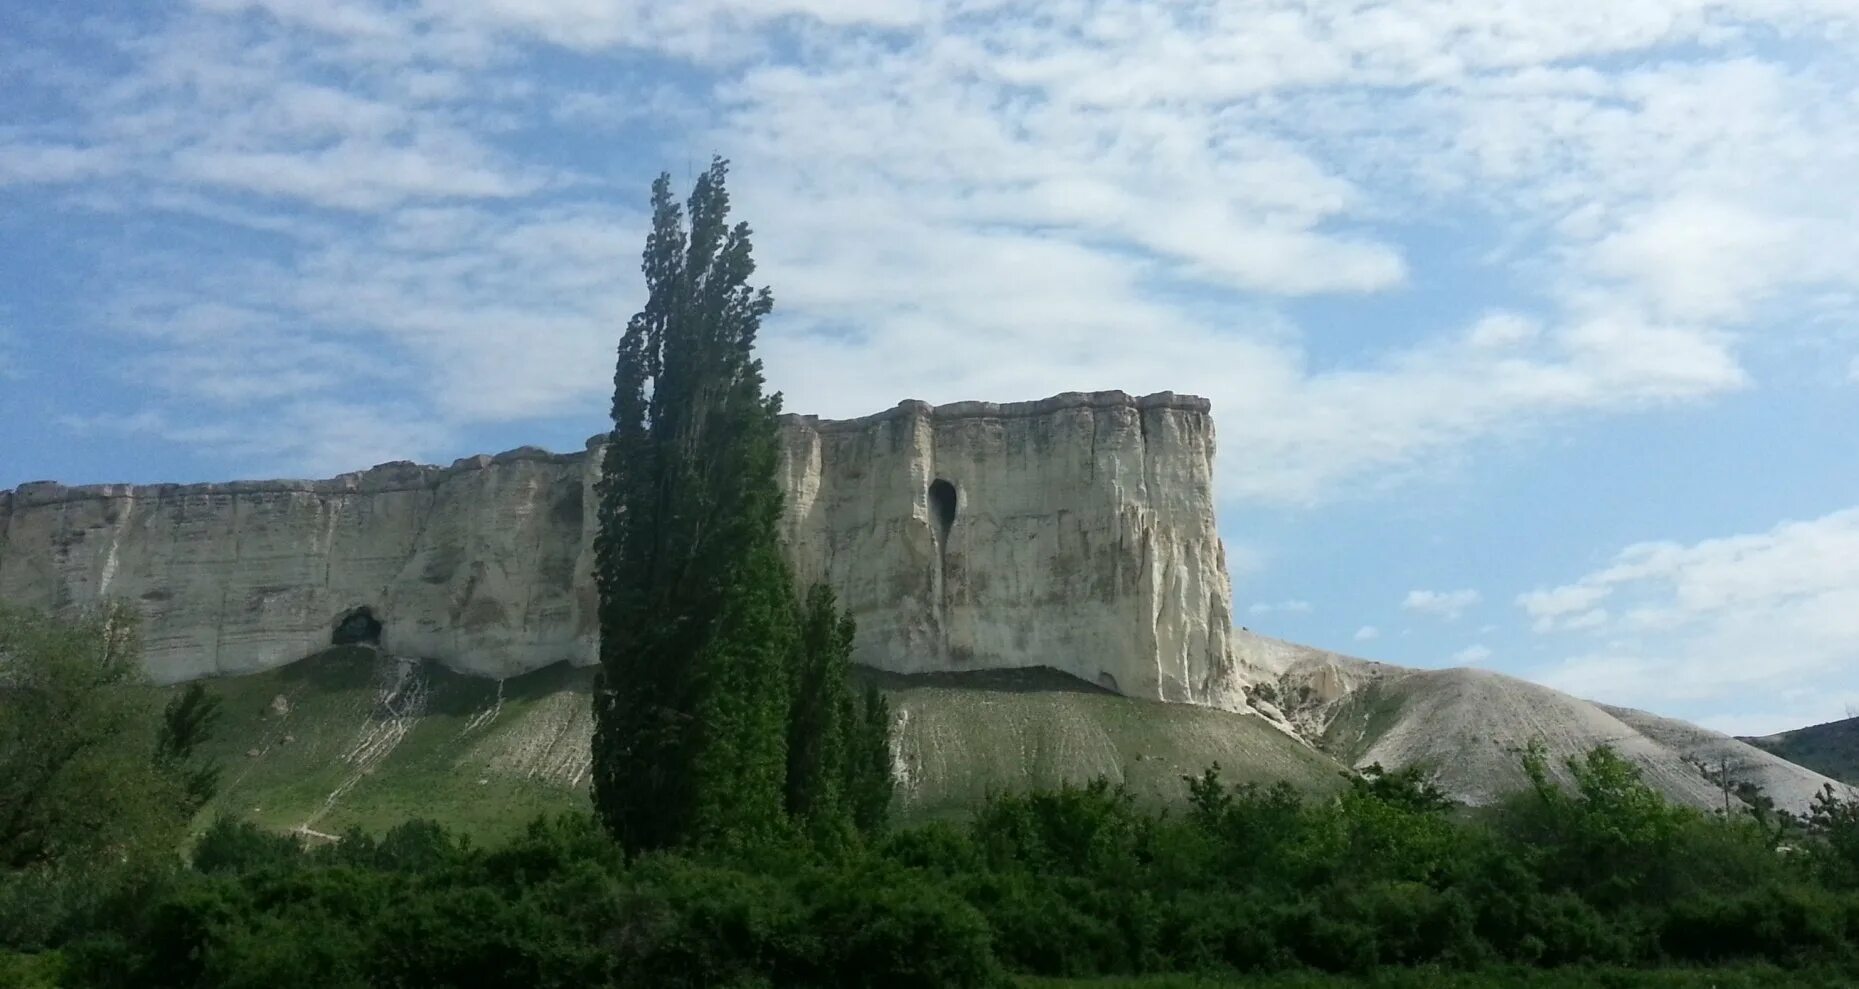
xmin=0 ymin=391 xmax=1245 ymax=708
xmin=779 ymin=392 xmax=1239 ymax=708
xmin=1269 ymin=646 xmax=1857 ymax=815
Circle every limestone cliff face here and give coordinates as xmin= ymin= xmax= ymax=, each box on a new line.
xmin=0 ymin=391 xmax=1244 ymax=708
xmin=0 ymin=448 xmax=600 ymax=684
xmin=778 ymin=392 xmax=1240 ymax=708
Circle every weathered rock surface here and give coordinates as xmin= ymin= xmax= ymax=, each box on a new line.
xmin=1270 ymin=645 xmax=1857 ymax=814
xmin=0 ymin=391 xmax=1245 ymax=708
xmin=779 ymin=391 xmax=1239 ymax=707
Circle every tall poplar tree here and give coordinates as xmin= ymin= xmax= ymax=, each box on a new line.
xmin=591 ymin=158 xmax=794 ymax=853
xmin=786 ymin=584 xmax=857 ymax=843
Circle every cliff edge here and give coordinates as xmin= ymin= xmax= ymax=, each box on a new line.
xmin=0 ymin=391 xmax=1246 ymax=709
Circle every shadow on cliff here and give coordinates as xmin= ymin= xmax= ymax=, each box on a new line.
xmin=854 ymin=664 xmax=1118 ymax=696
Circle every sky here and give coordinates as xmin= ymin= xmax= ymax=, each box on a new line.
xmin=3 ymin=1 xmax=1858 ymax=737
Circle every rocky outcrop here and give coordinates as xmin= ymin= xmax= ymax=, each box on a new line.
xmin=0 ymin=447 xmax=599 ymax=684
xmin=0 ymin=391 xmax=1246 ymax=708
xmin=779 ymin=391 xmax=1240 ymax=708
xmin=1270 ymin=648 xmax=1857 ymax=815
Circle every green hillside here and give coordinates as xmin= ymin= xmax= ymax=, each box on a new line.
xmin=172 ymin=650 xmax=1345 ymax=841
xmin=1745 ymin=716 xmax=1859 ymax=786
xmin=186 ymin=647 xmax=592 ymax=842
xmin=874 ymin=667 xmax=1344 ymax=821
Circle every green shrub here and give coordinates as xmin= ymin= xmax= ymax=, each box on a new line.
xmin=800 ymin=863 xmax=1002 ymax=988
xmin=19 ymin=746 xmax=1859 ymax=986
xmin=191 ymin=817 xmax=304 ymax=875
xmin=0 ymin=949 xmax=64 ymax=988
xmin=1660 ymin=886 xmax=1855 ymax=964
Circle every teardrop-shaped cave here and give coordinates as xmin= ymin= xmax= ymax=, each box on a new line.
xmin=928 ymin=478 xmax=957 ymax=544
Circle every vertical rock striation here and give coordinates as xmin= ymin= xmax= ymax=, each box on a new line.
xmin=778 ymin=391 xmax=1240 ymax=708
xmin=0 ymin=391 xmax=1246 ymax=708
xmin=0 ymin=449 xmax=600 ymax=683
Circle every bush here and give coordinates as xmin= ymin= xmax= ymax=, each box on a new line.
xmin=192 ymin=817 xmax=304 ymax=875
xmin=1660 ymin=886 xmax=1855 ymax=964
xmin=801 ymin=864 xmax=1002 ymax=988
xmin=18 ymin=746 xmax=1859 ymax=985
xmin=0 ymin=949 xmax=64 ymax=988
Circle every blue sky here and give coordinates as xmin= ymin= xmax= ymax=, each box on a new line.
xmin=3 ymin=0 xmax=1858 ymax=735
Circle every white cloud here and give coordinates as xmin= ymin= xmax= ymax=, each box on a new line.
xmin=1403 ymin=588 xmax=1482 ymax=620
xmin=97 ymin=202 xmax=646 ymax=435
xmin=0 ymin=144 xmax=120 ymax=185
xmin=1248 ymin=599 xmax=1312 ymax=616
xmin=1562 ymin=608 xmax=1609 ymax=631
xmin=61 ymin=400 xmax=453 ymax=478
xmin=1517 ymin=583 xmax=1611 ymax=632
xmin=1354 ymin=625 xmax=1380 ymax=642
xmin=1530 ymin=507 xmax=1859 ymax=735
xmin=1452 ymin=644 xmax=1493 ymax=665
xmin=173 ymin=142 xmax=540 ymax=212
xmin=1466 ymin=312 xmax=1541 ymax=350
xmin=7 ymin=0 xmax=1858 ymax=499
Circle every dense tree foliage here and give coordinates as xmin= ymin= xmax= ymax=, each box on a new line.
xmin=591 ymin=160 xmax=890 ymax=853
xmin=592 ymin=157 xmax=792 ymax=852
xmin=0 ymin=604 xmax=217 ymax=870
xmin=786 ymin=584 xmax=858 ymax=842
xmin=10 ymin=742 xmax=1859 ymax=986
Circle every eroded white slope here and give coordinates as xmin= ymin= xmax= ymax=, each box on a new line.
xmin=1273 ymin=649 xmax=1852 ymax=815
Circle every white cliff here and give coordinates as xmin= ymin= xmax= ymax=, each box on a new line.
xmin=779 ymin=391 xmax=1241 ymax=708
xmin=0 ymin=391 xmax=1248 ymax=708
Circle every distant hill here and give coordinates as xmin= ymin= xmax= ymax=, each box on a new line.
xmin=1743 ymin=716 xmax=1859 ymax=787
xmin=1262 ymin=643 xmax=1853 ymax=815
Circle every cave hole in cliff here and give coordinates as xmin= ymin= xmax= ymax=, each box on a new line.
xmin=928 ymin=479 xmax=957 ymax=543
xmin=332 ymin=607 xmax=383 ymax=647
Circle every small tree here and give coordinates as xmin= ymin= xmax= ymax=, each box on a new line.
xmin=1515 ymin=742 xmax=1687 ymax=904
xmin=1805 ymin=783 xmax=1859 ymax=887
xmin=157 ymin=683 xmax=223 ymax=815
xmin=847 ymin=684 xmax=895 ymax=834
xmin=0 ymin=603 xmax=216 ymax=869
xmin=786 ymin=584 xmax=857 ymax=843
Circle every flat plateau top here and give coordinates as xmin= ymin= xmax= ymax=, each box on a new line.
xmin=2 ymin=390 xmax=1209 ymax=506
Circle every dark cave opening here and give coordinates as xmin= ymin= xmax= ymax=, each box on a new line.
xmin=929 ymin=478 xmax=957 ymax=543
xmin=331 ymin=607 xmax=383 ymax=647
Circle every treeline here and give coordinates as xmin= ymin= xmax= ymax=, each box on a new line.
xmin=6 ymin=747 xmax=1859 ymax=986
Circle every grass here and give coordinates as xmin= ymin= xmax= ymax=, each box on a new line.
xmin=1020 ymin=965 xmax=1859 ymax=987
xmin=165 ymin=653 xmax=1349 ymax=843
xmin=875 ymin=667 xmax=1346 ymax=822
xmin=1316 ymin=679 xmax=1410 ymax=766
xmin=182 ymin=647 xmax=591 ymax=843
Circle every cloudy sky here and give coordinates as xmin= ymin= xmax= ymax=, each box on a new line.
xmin=4 ymin=0 xmax=1857 ymax=735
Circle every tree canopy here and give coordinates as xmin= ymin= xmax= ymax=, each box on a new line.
xmin=0 ymin=603 xmax=218 ymax=870
xmin=591 ymin=158 xmax=890 ymax=853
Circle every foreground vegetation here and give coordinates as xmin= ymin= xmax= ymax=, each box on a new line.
xmin=5 ymin=746 xmax=1859 ymax=986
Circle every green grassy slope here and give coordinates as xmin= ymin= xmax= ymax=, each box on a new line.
xmin=188 ymin=647 xmax=592 ymax=842
xmin=173 ymin=653 xmax=1345 ymax=841
xmin=874 ymin=667 xmax=1344 ymax=821
xmin=1744 ymin=716 xmax=1859 ymax=786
